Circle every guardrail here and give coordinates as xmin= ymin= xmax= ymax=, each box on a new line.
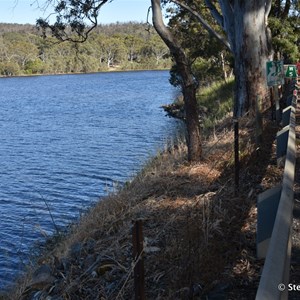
xmin=256 ymin=81 xmax=298 ymax=299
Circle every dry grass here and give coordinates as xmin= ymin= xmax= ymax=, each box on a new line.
xmin=6 ymin=114 xmax=283 ymax=300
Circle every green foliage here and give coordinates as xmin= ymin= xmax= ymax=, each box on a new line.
xmin=0 ymin=22 xmax=171 ymax=76
xmin=269 ymin=0 xmax=300 ymax=62
xmin=268 ymin=16 xmax=299 ymax=62
xmin=198 ymin=79 xmax=234 ymax=115
xmin=166 ymin=1 xmax=233 ymax=87
xmin=37 ymin=0 xmax=111 ymax=42
xmin=0 ymin=61 xmax=21 ymax=76
xmin=25 ymin=59 xmax=46 ymax=74
xmin=192 ymin=57 xmax=224 ymax=84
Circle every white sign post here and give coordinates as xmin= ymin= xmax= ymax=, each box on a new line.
xmin=266 ymin=61 xmax=284 ymax=87
xmin=266 ymin=61 xmax=284 ymax=122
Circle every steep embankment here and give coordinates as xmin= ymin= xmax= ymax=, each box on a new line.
xmin=5 ymin=111 xmax=283 ymax=299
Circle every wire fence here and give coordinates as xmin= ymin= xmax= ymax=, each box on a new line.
xmin=109 ymin=97 xmax=281 ymax=299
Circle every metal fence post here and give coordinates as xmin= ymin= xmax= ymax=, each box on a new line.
xmin=234 ymin=119 xmax=239 ymax=196
xmin=132 ymin=220 xmax=145 ymax=300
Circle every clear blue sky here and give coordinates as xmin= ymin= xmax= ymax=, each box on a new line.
xmin=1 ymin=0 xmax=152 ymax=25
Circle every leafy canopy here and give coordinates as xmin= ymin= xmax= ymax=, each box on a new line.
xmin=37 ymin=0 xmax=111 ymax=42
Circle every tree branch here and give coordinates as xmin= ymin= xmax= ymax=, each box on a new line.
xmin=37 ymin=0 xmax=111 ymax=42
xmin=204 ymin=0 xmax=224 ymax=28
xmin=171 ymin=0 xmax=231 ymax=51
xmin=151 ymin=0 xmax=178 ymax=53
xmin=265 ymin=0 xmax=272 ymax=19
xmin=217 ymin=0 xmax=235 ymax=51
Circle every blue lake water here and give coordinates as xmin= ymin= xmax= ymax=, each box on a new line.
xmin=0 ymin=70 xmax=177 ymax=289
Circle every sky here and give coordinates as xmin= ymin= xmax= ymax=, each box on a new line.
xmin=0 ymin=0 xmax=152 ymax=25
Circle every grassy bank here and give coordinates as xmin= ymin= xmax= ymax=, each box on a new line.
xmin=162 ymin=79 xmax=235 ymax=136
xmin=4 ymin=81 xmax=282 ymax=299
xmin=197 ymin=79 xmax=234 ymax=134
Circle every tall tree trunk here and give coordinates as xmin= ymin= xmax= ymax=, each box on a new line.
xmin=151 ymin=0 xmax=202 ymax=161
xmin=175 ymin=0 xmax=272 ymax=118
xmin=183 ymin=83 xmax=202 ymax=160
xmin=232 ymin=1 xmax=269 ymax=117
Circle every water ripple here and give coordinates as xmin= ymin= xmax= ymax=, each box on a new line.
xmin=0 ymin=71 xmax=177 ymax=289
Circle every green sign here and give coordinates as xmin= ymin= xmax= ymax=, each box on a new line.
xmin=285 ymin=65 xmax=297 ymax=78
xmin=266 ymin=61 xmax=284 ymax=86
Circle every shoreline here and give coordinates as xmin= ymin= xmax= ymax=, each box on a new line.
xmin=0 ymin=67 xmax=171 ymax=79
xmin=0 ymin=69 xmax=174 ymax=294
xmin=4 ymin=110 xmax=284 ymax=299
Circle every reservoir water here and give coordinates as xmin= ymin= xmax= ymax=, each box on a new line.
xmin=0 ymin=70 xmax=176 ymax=289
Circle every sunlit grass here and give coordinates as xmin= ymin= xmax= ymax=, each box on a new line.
xmin=197 ymin=79 xmax=234 ymax=135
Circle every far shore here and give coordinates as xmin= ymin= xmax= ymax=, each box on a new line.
xmin=0 ymin=66 xmax=171 ymax=79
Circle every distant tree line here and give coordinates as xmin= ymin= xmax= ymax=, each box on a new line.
xmin=0 ymin=22 xmax=171 ymax=76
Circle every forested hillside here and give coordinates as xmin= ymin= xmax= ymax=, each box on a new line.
xmin=0 ymin=22 xmax=171 ymax=76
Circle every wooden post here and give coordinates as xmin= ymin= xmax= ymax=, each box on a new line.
xmin=132 ymin=220 xmax=145 ymax=300
xmin=234 ymin=119 xmax=239 ymax=196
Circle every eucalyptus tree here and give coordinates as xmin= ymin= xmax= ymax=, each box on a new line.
xmin=146 ymin=35 xmax=170 ymax=65
xmin=165 ymin=0 xmax=273 ymax=118
xmin=100 ymin=35 xmax=127 ymax=68
xmin=12 ymin=40 xmax=39 ymax=69
xmin=151 ymin=0 xmax=203 ymax=161
xmin=124 ymin=34 xmax=144 ymax=64
xmin=1 ymin=32 xmax=40 ymax=70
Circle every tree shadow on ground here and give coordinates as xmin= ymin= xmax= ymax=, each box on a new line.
xmin=136 ymin=118 xmax=281 ymax=299
xmin=12 ymin=117 xmax=283 ymax=300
